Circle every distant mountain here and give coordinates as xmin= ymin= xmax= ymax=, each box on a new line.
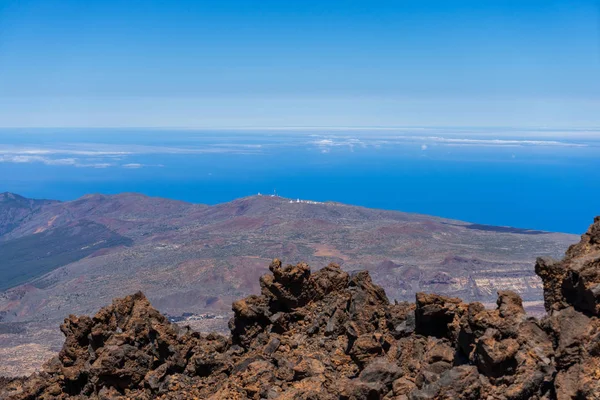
xmin=0 ymin=192 xmax=58 ymax=237
xmin=0 ymin=192 xmax=579 ymax=377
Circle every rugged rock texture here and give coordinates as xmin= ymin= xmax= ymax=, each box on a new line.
xmin=1 ymin=218 xmax=599 ymax=399
xmin=534 ymin=216 xmax=600 ymax=399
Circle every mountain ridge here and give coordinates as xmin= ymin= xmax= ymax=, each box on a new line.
xmin=0 ymin=191 xmax=573 ymax=233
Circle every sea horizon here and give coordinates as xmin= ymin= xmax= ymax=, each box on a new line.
xmin=1 ymin=127 xmax=599 ymax=234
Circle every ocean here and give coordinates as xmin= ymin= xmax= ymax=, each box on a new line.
xmin=1 ymin=127 xmax=599 ymax=234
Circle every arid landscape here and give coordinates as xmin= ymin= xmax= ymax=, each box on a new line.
xmin=0 ymin=192 xmax=578 ymax=377
xmin=1 ymin=217 xmax=599 ymax=399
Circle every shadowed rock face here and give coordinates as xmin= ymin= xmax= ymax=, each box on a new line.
xmin=2 ymin=218 xmax=600 ymax=400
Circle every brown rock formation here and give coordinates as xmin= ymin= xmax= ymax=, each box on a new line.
xmin=2 ymin=218 xmax=600 ymax=399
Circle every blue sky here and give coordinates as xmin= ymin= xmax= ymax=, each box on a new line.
xmin=0 ymin=0 xmax=599 ymax=128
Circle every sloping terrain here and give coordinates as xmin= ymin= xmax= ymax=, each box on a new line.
xmin=1 ymin=218 xmax=599 ymax=399
xmin=0 ymin=221 xmax=132 ymax=291
xmin=0 ymin=193 xmax=58 ymax=237
xmin=0 ymin=192 xmax=577 ymax=376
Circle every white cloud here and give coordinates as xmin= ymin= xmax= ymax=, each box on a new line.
xmin=314 ymin=139 xmax=334 ymax=146
xmin=0 ymin=155 xmax=77 ymax=165
xmin=423 ymin=137 xmax=585 ymax=147
xmin=310 ymin=134 xmax=587 ymax=150
xmin=0 ymin=154 xmax=114 ymax=168
xmin=311 ymin=137 xmax=368 ymax=152
xmin=0 ymin=133 xmax=588 ymax=171
xmin=0 ymin=142 xmax=267 ymax=170
xmin=0 ymin=142 xmax=264 ymax=157
xmin=86 ymin=163 xmax=112 ymax=169
xmin=307 ymin=134 xmax=587 ymax=153
xmin=122 ymin=163 xmax=165 ymax=169
xmin=336 ymin=135 xmax=586 ymax=148
xmin=0 ymin=148 xmax=131 ymax=156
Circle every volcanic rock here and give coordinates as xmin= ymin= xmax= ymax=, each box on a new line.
xmin=2 ymin=218 xmax=600 ymax=399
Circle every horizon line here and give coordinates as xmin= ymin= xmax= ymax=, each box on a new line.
xmin=2 ymin=125 xmax=600 ymax=131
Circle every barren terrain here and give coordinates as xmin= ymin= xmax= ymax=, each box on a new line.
xmin=0 ymin=192 xmax=578 ymax=376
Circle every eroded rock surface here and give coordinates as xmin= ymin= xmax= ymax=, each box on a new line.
xmin=2 ymin=218 xmax=600 ymax=399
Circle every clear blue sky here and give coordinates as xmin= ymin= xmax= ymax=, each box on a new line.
xmin=0 ymin=0 xmax=599 ymax=128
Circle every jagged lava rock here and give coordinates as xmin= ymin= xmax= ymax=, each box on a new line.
xmin=2 ymin=217 xmax=600 ymax=399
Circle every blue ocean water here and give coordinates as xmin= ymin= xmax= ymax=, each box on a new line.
xmin=1 ymin=128 xmax=598 ymax=234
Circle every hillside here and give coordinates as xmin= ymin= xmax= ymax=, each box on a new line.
xmin=0 ymin=193 xmax=58 ymax=237
xmin=1 ymin=217 xmax=599 ymax=399
xmin=0 ymin=192 xmax=577 ymax=376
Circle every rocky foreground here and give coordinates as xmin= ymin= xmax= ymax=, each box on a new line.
xmin=1 ymin=218 xmax=599 ymax=399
